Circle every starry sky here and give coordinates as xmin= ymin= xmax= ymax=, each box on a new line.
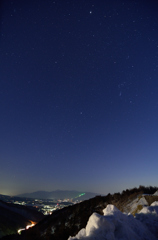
xmin=1 ymin=0 xmax=158 ymax=196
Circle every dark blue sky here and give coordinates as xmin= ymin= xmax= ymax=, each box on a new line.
xmin=1 ymin=0 xmax=158 ymax=195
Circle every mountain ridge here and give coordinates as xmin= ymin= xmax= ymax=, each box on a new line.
xmin=16 ymin=190 xmax=99 ymax=201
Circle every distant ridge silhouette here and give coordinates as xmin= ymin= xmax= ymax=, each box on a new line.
xmin=16 ymin=190 xmax=99 ymax=200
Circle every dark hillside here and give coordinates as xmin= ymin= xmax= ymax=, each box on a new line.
xmin=0 ymin=200 xmax=44 ymax=239
xmin=2 ymin=186 xmax=158 ymax=240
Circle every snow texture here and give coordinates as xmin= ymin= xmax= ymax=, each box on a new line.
xmin=68 ymin=203 xmax=158 ymax=240
xmin=153 ymin=190 xmax=158 ymax=196
xmin=125 ymin=196 xmax=148 ymax=214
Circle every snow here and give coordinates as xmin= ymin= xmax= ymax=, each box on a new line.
xmin=138 ymin=201 xmax=158 ymax=216
xmin=151 ymin=201 xmax=158 ymax=206
xmin=125 ymin=196 xmax=148 ymax=214
xmin=68 ymin=203 xmax=158 ymax=240
xmin=153 ymin=190 xmax=158 ymax=196
xmin=137 ymin=196 xmax=148 ymax=206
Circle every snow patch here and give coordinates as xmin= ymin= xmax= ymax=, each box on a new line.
xmin=153 ymin=191 xmax=158 ymax=196
xmin=68 ymin=204 xmax=158 ymax=240
xmin=151 ymin=201 xmax=158 ymax=206
xmin=126 ymin=196 xmax=148 ymax=214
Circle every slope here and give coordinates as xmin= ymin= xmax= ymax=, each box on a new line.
xmin=0 ymin=200 xmax=44 ymax=238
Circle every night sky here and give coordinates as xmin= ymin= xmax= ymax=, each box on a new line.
xmin=1 ymin=0 xmax=158 ymax=196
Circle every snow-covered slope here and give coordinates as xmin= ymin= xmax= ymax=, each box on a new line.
xmin=125 ymin=196 xmax=148 ymax=214
xmin=153 ymin=190 xmax=158 ymax=196
xmin=68 ymin=204 xmax=158 ymax=240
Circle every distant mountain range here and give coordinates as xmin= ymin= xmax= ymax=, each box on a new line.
xmin=16 ymin=190 xmax=99 ymax=201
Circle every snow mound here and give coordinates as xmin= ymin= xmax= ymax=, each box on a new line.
xmin=151 ymin=201 xmax=158 ymax=206
xmin=68 ymin=204 xmax=158 ymax=240
xmin=139 ymin=201 xmax=158 ymax=215
xmin=136 ymin=202 xmax=158 ymax=237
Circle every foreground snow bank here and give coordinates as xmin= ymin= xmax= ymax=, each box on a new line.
xmin=68 ymin=204 xmax=158 ymax=240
